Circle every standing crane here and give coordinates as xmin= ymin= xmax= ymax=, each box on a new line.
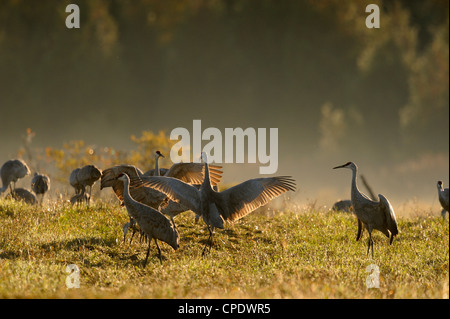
xmin=133 ymin=152 xmax=296 ymax=255
xmin=69 ymin=165 xmax=102 ymax=204
xmin=31 ymin=172 xmax=50 ymax=205
xmin=333 ymin=162 xmax=399 ymax=257
xmin=119 ymin=173 xmax=179 ymax=266
xmin=0 ymin=159 xmax=31 ymax=195
xmin=437 ymin=181 xmax=449 ymax=218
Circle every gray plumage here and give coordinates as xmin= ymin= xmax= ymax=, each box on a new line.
xmin=437 ymin=181 xmax=449 ymax=218
xmin=119 ymin=173 xmax=179 ymax=266
xmin=134 ymin=152 xmax=296 ymax=255
xmin=0 ymin=159 xmax=30 ymax=194
xmin=334 ymin=162 xmax=399 ymax=257
xmin=69 ymin=165 xmax=102 ymax=203
xmin=31 ymin=172 xmax=50 ymax=205
xmin=7 ymin=188 xmax=36 ymax=205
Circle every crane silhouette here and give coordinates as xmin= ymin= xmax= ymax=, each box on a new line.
xmin=31 ymin=172 xmax=50 ymax=205
xmin=69 ymin=165 xmax=102 ymax=204
xmin=437 ymin=181 xmax=449 ymax=218
xmin=7 ymin=187 xmax=36 ymax=205
xmin=0 ymin=159 xmax=31 ymax=195
xmin=333 ymin=162 xmax=399 ymax=257
xmin=133 ymin=152 xmax=296 ymax=255
xmin=119 ymin=173 xmax=179 ymax=266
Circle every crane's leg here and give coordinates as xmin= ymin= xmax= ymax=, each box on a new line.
xmin=369 ymin=236 xmax=374 ymax=258
xmin=143 ymin=237 xmax=151 ymax=268
xmin=129 ymin=228 xmax=137 ymax=246
xmin=87 ymin=186 xmax=92 ymax=206
xmin=202 ymin=225 xmax=214 ymax=257
xmin=155 ymin=239 xmax=163 ymax=265
xmin=442 ymin=209 xmax=447 ymax=219
xmin=367 ymin=232 xmax=374 ymax=257
xmin=123 ymin=227 xmax=128 ymax=244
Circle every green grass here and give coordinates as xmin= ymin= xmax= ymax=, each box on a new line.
xmin=0 ymin=198 xmax=448 ymax=298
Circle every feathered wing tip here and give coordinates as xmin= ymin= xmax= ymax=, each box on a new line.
xmin=218 ymin=176 xmax=297 ymax=222
xmin=378 ymin=194 xmax=399 ymax=240
xmin=273 ymin=176 xmax=297 ymax=192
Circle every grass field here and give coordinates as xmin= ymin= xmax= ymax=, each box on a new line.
xmin=0 ymin=198 xmax=448 ymax=299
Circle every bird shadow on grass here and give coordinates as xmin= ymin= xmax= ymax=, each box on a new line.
xmin=39 ymin=236 xmax=118 ymax=253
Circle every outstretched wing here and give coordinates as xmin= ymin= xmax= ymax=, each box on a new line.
xmin=101 ymin=165 xmax=144 ymax=189
xmin=216 ymin=176 xmax=296 ymax=222
xmin=101 ymin=165 xmax=167 ymax=207
xmin=378 ymin=194 xmax=399 ymax=242
xmin=132 ymin=176 xmax=201 ymax=213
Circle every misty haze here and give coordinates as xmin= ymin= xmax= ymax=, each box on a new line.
xmin=0 ymin=0 xmax=448 ymax=216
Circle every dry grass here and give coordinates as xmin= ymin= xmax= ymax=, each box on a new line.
xmin=0 ymin=198 xmax=448 ymax=299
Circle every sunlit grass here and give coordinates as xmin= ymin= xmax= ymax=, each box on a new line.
xmin=0 ymin=198 xmax=448 ymax=298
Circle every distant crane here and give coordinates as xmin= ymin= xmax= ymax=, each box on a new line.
xmin=143 ymin=150 xmax=165 ymax=176
xmin=134 ymin=152 xmax=296 ymax=255
xmin=7 ymin=188 xmax=36 ymax=205
xmin=69 ymin=165 xmax=102 ymax=204
xmin=0 ymin=159 xmax=31 ymax=195
xmin=119 ymin=173 xmax=179 ymax=266
xmin=437 ymin=181 xmax=449 ymax=218
xmin=333 ymin=162 xmax=399 ymax=257
xmin=31 ymin=172 xmax=50 ymax=205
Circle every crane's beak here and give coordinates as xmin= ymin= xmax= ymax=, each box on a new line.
xmin=333 ymin=164 xmax=347 ymax=169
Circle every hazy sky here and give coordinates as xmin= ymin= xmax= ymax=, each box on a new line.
xmin=0 ymin=1 xmax=448 ymax=215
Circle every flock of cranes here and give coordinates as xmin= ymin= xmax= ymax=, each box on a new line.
xmin=0 ymin=153 xmax=448 ymax=266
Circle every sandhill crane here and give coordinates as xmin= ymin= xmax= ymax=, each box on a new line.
xmin=7 ymin=188 xmax=36 ymax=205
xmin=133 ymin=152 xmax=296 ymax=255
xmin=333 ymin=162 xmax=399 ymax=257
xmin=0 ymin=159 xmax=31 ymax=195
xmin=437 ymin=181 xmax=449 ymax=218
xmin=119 ymin=173 xmax=179 ymax=266
xmin=31 ymin=172 xmax=50 ymax=205
xmin=69 ymin=165 xmax=102 ymax=204
xmin=332 ymin=199 xmax=353 ymax=213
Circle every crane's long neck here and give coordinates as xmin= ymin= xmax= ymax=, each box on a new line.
xmin=154 ymin=154 xmax=160 ymax=176
xmin=121 ymin=176 xmax=140 ymax=219
xmin=202 ymin=160 xmax=212 ymax=191
xmin=350 ymin=167 xmax=362 ymax=202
